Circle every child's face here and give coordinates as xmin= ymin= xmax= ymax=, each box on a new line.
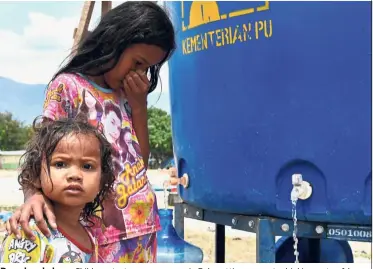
xmin=103 ymin=43 xmax=167 ymax=92
xmin=40 ymin=133 xmax=102 ymax=209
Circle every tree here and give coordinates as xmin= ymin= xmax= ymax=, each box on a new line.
xmin=147 ymin=107 xmax=173 ymax=167
xmin=0 ymin=112 xmax=33 ymax=151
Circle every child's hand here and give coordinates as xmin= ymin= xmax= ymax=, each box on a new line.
xmin=6 ymin=192 xmax=56 ymax=240
xmin=123 ymin=70 xmax=149 ymax=114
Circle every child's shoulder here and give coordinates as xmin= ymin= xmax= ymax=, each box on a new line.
xmin=0 ymin=220 xmax=48 ymax=263
xmin=48 ymin=73 xmax=87 ymax=91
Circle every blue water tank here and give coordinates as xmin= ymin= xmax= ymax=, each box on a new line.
xmin=166 ymin=1 xmax=372 ymax=225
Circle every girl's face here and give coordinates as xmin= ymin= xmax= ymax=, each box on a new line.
xmin=124 ymin=132 xmax=132 ymax=144
xmin=103 ymin=111 xmax=121 ymax=143
xmin=85 ymin=92 xmax=96 ymax=109
xmin=104 ymin=44 xmax=167 ymax=92
xmin=40 ymin=133 xmax=102 ymax=209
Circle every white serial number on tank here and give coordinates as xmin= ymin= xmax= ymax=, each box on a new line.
xmin=327 ymin=228 xmax=372 ymax=239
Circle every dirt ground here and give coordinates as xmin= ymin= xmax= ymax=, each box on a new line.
xmin=184 ymin=228 xmax=371 ymax=263
xmin=185 ymin=228 xmax=257 ymax=262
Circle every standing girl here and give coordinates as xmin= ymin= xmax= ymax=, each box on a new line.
xmin=7 ymin=1 xmax=175 ymax=263
xmin=1 ymin=118 xmax=116 ymax=263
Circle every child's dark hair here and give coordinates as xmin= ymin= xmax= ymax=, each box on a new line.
xmin=53 ymin=1 xmax=176 ymax=94
xmin=18 ymin=117 xmax=116 ymax=223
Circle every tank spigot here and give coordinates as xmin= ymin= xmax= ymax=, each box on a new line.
xmin=164 ymin=168 xmax=189 ymax=189
xmin=168 ymin=174 xmax=189 ymax=188
xmin=291 ymin=174 xmax=312 ymax=200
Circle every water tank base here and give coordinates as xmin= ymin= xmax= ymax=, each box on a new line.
xmin=275 ymin=237 xmax=353 ymax=263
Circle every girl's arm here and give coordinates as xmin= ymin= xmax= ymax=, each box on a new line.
xmin=23 ymin=187 xmax=38 ymax=201
xmin=8 ymin=75 xmax=77 ymax=239
xmin=132 ymin=107 xmax=150 ymax=168
xmin=123 ymin=71 xmax=152 ymax=168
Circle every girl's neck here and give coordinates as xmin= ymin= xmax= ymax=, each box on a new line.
xmin=54 ymin=204 xmax=83 ymax=230
xmin=89 ymin=75 xmax=110 ymax=89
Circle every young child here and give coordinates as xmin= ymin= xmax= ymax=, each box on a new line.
xmin=0 ymin=118 xmax=115 ymax=263
xmin=6 ymin=1 xmax=175 ymax=263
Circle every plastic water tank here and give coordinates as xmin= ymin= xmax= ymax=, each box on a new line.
xmin=166 ymin=1 xmax=371 ymax=225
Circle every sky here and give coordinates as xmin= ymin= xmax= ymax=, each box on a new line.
xmin=0 ymin=1 xmax=170 ymax=108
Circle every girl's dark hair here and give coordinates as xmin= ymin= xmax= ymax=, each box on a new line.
xmin=18 ymin=117 xmax=116 ymax=223
xmin=103 ymin=100 xmax=122 ymax=120
xmin=52 ymin=1 xmax=176 ymax=94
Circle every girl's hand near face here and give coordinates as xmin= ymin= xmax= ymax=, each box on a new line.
xmin=123 ymin=70 xmax=149 ymax=114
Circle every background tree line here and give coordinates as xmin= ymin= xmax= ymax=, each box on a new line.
xmin=0 ymin=107 xmax=173 ymax=167
xmin=0 ymin=112 xmax=33 ymax=151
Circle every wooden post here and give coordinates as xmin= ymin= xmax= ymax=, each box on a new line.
xmin=72 ymin=1 xmax=96 ymax=55
xmin=72 ymin=1 xmax=161 ymax=53
xmin=71 ymin=1 xmax=115 ymax=57
xmin=101 ymin=1 xmax=112 ymax=17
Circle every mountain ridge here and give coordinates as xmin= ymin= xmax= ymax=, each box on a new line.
xmin=0 ymin=76 xmax=170 ymax=124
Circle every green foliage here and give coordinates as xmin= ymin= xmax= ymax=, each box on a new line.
xmin=0 ymin=109 xmax=173 ymax=166
xmin=0 ymin=112 xmax=33 ymax=151
xmin=147 ymin=107 xmax=173 ymax=167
